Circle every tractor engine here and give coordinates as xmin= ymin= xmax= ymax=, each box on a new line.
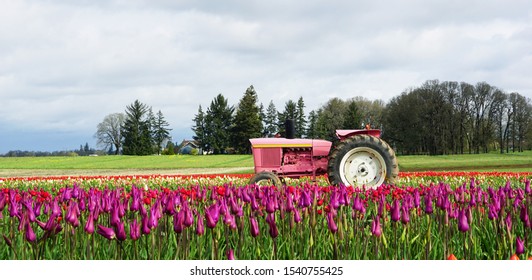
xmin=249 ymin=138 xmax=332 ymax=178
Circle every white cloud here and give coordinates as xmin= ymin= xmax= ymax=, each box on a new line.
xmin=0 ymin=0 xmax=531 ymax=152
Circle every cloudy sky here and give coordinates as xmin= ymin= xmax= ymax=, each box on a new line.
xmin=1 ymin=0 xmax=531 ymax=153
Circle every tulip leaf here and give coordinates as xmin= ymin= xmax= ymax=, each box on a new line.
xmin=410 ymin=234 xmax=420 ymax=244
xmin=401 ymin=227 xmax=407 ymax=242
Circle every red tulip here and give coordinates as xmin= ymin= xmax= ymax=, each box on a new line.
xmin=510 ymin=254 xmax=519 ymax=260
xmin=447 ymin=254 xmax=458 ymax=260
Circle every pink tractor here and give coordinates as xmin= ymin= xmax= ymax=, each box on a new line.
xmin=249 ymin=120 xmax=399 ymax=189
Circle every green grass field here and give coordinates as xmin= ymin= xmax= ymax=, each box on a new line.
xmin=0 ymin=151 xmax=530 ymax=177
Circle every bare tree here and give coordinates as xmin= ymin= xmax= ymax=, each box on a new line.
xmin=94 ymin=113 xmax=125 ymax=154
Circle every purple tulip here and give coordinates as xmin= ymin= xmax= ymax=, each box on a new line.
xmin=458 ymin=208 xmax=469 ymax=232
xmin=205 ymin=203 xmax=220 ymax=229
xmin=267 ymin=213 xmax=278 ymax=238
xmin=25 ymin=221 xmax=36 ymax=243
xmin=371 ymin=215 xmax=382 ymax=237
xmin=84 ymin=212 xmax=95 ymax=234
xmin=184 ymin=205 xmax=194 ymax=228
xmin=516 ymin=237 xmax=525 ymax=255
xmin=294 ymin=209 xmax=302 ymax=224
xmin=520 ymin=205 xmax=530 ymax=228
xmin=116 ymin=221 xmax=127 ymax=241
xmin=173 ymin=210 xmax=185 ymax=234
xmin=164 ymin=194 xmax=176 ymax=215
xmin=505 ymin=212 xmax=512 ymax=230
xmin=488 ymin=205 xmax=498 ymax=220
xmin=141 ymin=213 xmax=151 ymax=235
xmin=66 ymin=202 xmax=80 ymax=228
xmin=227 ymin=249 xmax=235 ymax=260
xmin=390 ymin=199 xmax=400 ymax=222
xmin=401 ymin=205 xmax=410 ymax=225
xmin=130 ymin=219 xmax=141 ymax=241
xmin=266 ymin=195 xmax=277 ymax=214
xmin=96 ymin=225 xmax=116 ymax=240
xmin=0 ymin=193 xmax=6 ymax=211
xmin=424 ymin=195 xmax=433 ymax=214
xmin=51 ymin=198 xmax=61 ymax=217
xmin=330 ymin=190 xmax=340 ymax=210
xmin=196 ymin=215 xmax=205 ymax=236
xmin=326 ymin=212 xmax=338 ymax=233
xmin=110 ymin=204 xmax=121 ymax=228
xmin=413 ymin=190 xmax=420 ymax=208
xmin=525 ymin=180 xmax=531 ymax=195
xmin=250 ymin=216 xmax=260 ymax=238
xmin=250 ymin=195 xmax=259 ymax=211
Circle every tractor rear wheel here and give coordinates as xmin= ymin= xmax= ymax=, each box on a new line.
xmin=327 ymin=134 xmax=398 ymax=189
xmin=249 ymin=171 xmax=282 ymax=187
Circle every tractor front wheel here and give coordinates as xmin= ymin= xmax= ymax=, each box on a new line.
xmin=249 ymin=171 xmax=282 ymax=187
xmin=327 ymin=134 xmax=398 ymax=189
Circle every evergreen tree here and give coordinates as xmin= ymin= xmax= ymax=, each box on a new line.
xmin=121 ymin=100 xmax=153 ymax=155
xmin=231 ymin=85 xmax=263 ymax=153
xmin=277 ymin=100 xmax=297 ymax=136
xmin=205 ymin=94 xmax=234 ymax=154
xmin=153 ymin=110 xmax=172 ymax=155
xmin=306 ymin=110 xmax=319 ymax=139
xmin=296 ymin=96 xmax=307 ymax=138
xmin=264 ymin=100 xmax=278 ymax=137
xmin=344 ymin=100 xmax=363 ymax=129
xmin=192 ymin=105 xmax=207 ymax=152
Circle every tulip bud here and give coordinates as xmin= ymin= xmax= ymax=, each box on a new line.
xmin=371 ymin=215 xmax=382 ymax=237
xmin=250 ymin=216 xmax=259 ymax=238
xmin=458 ymin=208 xmax=469 ymax=232
xmin=516 ymin=237 xmax=525 ymax=255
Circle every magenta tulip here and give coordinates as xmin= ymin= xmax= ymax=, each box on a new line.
xmin=516 ymin=237 xmax=525 ymax=255
xmin=96 ymin=225 xmax=116 ymax=240
xmin=250 ymin=216 xmax=260 ymax=238
xmin=390 ymin=199 xmax=400 ymax=222
xmin=371 ymin=216 xmax=382 ymax=237
xmin=130 ymin=219 xmax=141 ymax=241
xmin=458 ymin=208 xmax=469 ymax=232
xmin=25 ymin=221 xmax=36 ymax=243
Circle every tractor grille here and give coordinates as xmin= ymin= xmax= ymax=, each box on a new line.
xmin=259 ymin=148 xmax=282 ymax=167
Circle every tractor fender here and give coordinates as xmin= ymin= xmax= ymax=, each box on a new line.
xmin=335 ymin=129 xmax=381 ymax=140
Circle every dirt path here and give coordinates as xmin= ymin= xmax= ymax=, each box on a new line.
xmin=0 ymin=167 xmax=253 ymax=178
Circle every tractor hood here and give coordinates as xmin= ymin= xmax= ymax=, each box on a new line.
xmin=249 ymin=138 xmax=332 ymax=156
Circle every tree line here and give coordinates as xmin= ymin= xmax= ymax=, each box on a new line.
xmin=193 ymin=81 xmax=531 ymax=155
xmin=94 ymin=100 xmax=172 ymax=155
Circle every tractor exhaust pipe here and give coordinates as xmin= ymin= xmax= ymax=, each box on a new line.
xmin=285 ymin=119 xmax=295 ymax=139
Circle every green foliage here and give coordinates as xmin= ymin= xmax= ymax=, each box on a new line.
xmin=277 ymin=99 xmax=297 ymax=136
xmin=263 ymin=100 xmax=278 ymax=137
xmin=121 ymin=100 xmax=154 ymax=156
xmin=192 ymin=105 xmax=207 ymax=152
xmin=296 ymin=96 xmax=307 ymax=138
xmin=382 ymin=80 xmax=532 ymax=155
xmin=204 ymin=94 xmax=234 ymax=154
xmin=152 ymin=110 xmax=172 ymax=155
xmin=231 ymin=85 xmax=263 ymax=153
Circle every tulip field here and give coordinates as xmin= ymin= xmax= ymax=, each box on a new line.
xmin=0 ymin=171 xmax=531 ymax=260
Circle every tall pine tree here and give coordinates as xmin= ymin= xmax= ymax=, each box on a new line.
xmin=205 ymin=94 xmax=234 ymax=154
xmin=192 ymin=105 xmax=207 ymax=153
xmin=121 ymin=100 xmax=153 ymax=155
xmin=231 ymin=85 xmax=263 ymax=154
xmin=296 ymin=96 xmax=307 ymax=138
xmin=153 ymin=110 xmax=172 ymax=155
xmin=264 ymin=100 xmax=278 ymax=137
xmin=277 ymin=100 xmax=297 ymax=136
